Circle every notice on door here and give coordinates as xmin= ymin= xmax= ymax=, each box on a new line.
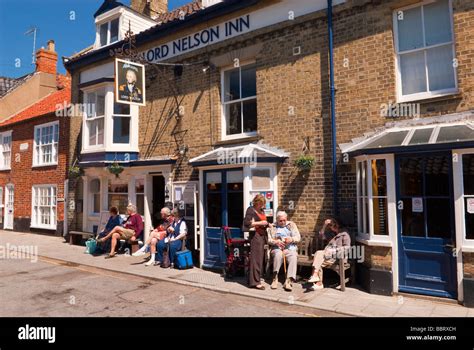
xmin=467 ymin=198 xmax=474 ymax=214
xmin=412 ymin=197 xmax=423 ymax=213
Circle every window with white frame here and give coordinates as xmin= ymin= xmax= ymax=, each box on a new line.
xmin=85 ymin=89 xmax=105 ymax=148
xmin=462 ymin=153 xmax=474 ymax=240
xmin=33 ymin=122 xmax=59 ymax=166
xmin=357 ymin=159 xmax=389 ymax=239
xmin=99 ymin=18 xmax=119 ymax=47
xmin=394 ymin=0 xmax=456 ymax=101
xmin=112 ymin=102 xmax=130 ymax=144
xmin=135 ymin=178 xmax=145 ymax=216
xmin=31 ymin=185 xmax=57 ymax=229
xmin=108 ymin=180 xmax=128 ymax=214
xmin=0 ymin=131 xmax=12 ymax=169
xmin=222 ymin=63 xmax=257 ymax=138
xmin=90 ymin=179 xmax=101 ymax=214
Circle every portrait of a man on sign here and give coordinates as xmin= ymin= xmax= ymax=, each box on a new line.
xmin=115 ymin=58 xmax=145 ymax=106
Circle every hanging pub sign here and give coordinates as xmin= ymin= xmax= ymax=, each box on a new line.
xmin=115 ymin=58 xmax=146 ymax=106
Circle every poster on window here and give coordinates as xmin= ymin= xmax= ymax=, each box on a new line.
xmin=412 ymin=197 xmax=423 ymax=213
xmin=467 ymin=198 xmax=474 ymax=214
xmin=115 ymin=58 xmax=146 ymax=106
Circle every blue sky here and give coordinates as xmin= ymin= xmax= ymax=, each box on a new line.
xmin=0 ymin=0 xmax=190 ymax=78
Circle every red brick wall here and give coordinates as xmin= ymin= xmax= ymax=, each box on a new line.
xmin=0 ymin=114 xmax=69 ymax=235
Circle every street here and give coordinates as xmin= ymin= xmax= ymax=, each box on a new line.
xmin=0 ymin=257 xmax=344 ymax=317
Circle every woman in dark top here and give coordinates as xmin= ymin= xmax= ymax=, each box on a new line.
xmin=96 ymin=206 xmax=122 ymax=254
xmin=243 ymin=194 xmax=269 ymax=290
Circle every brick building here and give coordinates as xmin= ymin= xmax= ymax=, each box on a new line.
xmin=0 ymin=40 xmax=70 ymax=235
xmin=64 ymin=0 xmax=474 ymax=306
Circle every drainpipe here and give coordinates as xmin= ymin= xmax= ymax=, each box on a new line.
xmin=327 ymin=0 xmax=338 ymax=216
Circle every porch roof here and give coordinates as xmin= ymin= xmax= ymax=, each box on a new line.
xmin=340 ymin=111 xmax=474 ymax=156
xmin=189 ymin=142 xmax=289 ymax=167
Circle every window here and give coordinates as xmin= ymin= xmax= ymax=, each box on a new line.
xmin=85 ymin=90 xmax=105 ymax=148
xmin=135 ymin=178 xmax=145 ymax=216
xmin=113 ymin=102 xmax=130 ymax=144
xmin=394 ymin=0 xmax=456 ymax=101
xmin=0 ymin=132 xmax=12 ymax=169
xmin=462 ymin=154 xmax=474 ymax=240
xmin=33 ymin=122 xmax=59 ymax=166
xmin=31 ymin=185 xmax=57 ymax=229
xmin=90 ymin=179 xmax=101 ymax=214
xmin=357 ymin=158 xmax=389 ymax=239
xmin=98 ymin=18 xmax=120 ymax=47
xmin=222 ymin=63 xmax=257 ymax=138
xmin=108 ymin=180 xmax=128 ymax=214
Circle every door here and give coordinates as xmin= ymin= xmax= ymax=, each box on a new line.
xmin=203 ymin=169 xmax=243 ymax=269
xmin=152 ymin=175 xmax=165 ymax=228
xmin=396 ymin=153 xmax=457 ymax=298
xmin=4 ymin=184 xmax=14 ymax=230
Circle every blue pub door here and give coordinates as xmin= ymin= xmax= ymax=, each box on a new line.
xmin=396 ymin=153 xmax=457 ymax=298
xmin=203 ymin=169 xmax=244 ymax=269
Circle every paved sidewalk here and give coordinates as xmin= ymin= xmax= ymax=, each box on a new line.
xmin=1 ymin=230 xmax=473 ymax=317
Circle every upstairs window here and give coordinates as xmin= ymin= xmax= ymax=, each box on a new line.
xmin=222 ymin=63 xmax=257 ymax=139
xmin=33 ymin=122 xmax=59 ymax=166
xmin=394 ymin=0 xmax=456 ymax=102
xmin=0 ymin=131 xmax=12 ymax=170
xmin=85 ymin=89 xmax=105 ymax=148
xmin=99 ymin=18 xmax=119 ymax=47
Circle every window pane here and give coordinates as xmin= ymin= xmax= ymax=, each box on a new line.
xmin=397 ymin=6 xmax=424 ymax=51
xmin=86 ymin=93 xmax=96 ymax=117
xmin=97 ymin=118 xmax=104 ymax=145
xmin=108 ymin=182 xmax=128 ymax=193
xmin=400 ymin=51 xmax=427 ymax=95
xmin=113 ymin=102 xmax=130 ymax=115
xmin=96 ymin=93 xmax=105 ymax=116
xmin=225 ymin=102 xmax=242 ymax=135
xmin=424 ymin=0 xmax=452 ymax=46
xmin=137 ymin=194 xmax=145 ymax=216
xmin=227 ymin=192 xmax=243 ymax=228
xmin=427 ymin=45 xmax=455 ymax=91
xmin=100 ymin=23 xmax=108 ymax=46
xmin=206 ymin=193 xmax=222 ymax=227
xmin=463 ymin=154 xmax=474 ymax=195
xmin=373 ymin=197 xmax=388 ymax=235
xmin=88 ymin=120 xmax=97 ymax=146
xmin=224 ymin=68 xmax=240 ymax=102
xmin=90 ymin=179 xmax=100 ymax=193
xmin=371 ymin=159 xmax=387 ymax=197
xmin=465 ymin=198 xmax=474 ymax=240
xmin=408 ymin=128 xmax=434 ymax=145
xmin=437 ymin=125 xmax=474 ymax=143
xmin=108 ymin=194 xmax=128 ymax=214
xmin=227 ymin=170 xmax=243 ymax=191
xmin=93 ymin=194 xmax=100 ymax=213
xmin=365 ymin=131 xmax=409 ymax=149
xmin=113 ymin=116 xmax=130 ymax=144
xmin=242 ymin=99 xmax=257 ymax=133
xmin=400 ymin=157 xmax=423 ymax=196
xmin=206 ymin=172 xmax=222 ymax=191
xmin=401 ymin=199 xmax=425 ymax=237
xmin=427 ymin=198 xmax=451 ymax=238
xmin=241 ymin=65 xmax=256 ymax=98
xmin=135 ymin=179 xmax=144 ymax=194
xmin=110 ymin=19 xmax=119 ymax=43
xmin=251 ymin=169 xmax=271 ymax=190
xmin=425 ymin=155 xmax=450 ymax=196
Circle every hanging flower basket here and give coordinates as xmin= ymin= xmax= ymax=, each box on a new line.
xmin=68 ymin=165 xmax=83 ymax=179
xmin=294 ymin=155 xmax=315 ymax=172
xmin=108 ymin=162 xmax=124 ymax=178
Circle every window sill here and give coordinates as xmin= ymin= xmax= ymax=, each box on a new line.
xmin=461 ymin=246 xmax=474 ymax=253
xmin=356 ymin=236 xmax=392 ymax=247
xmin=32 ymin=163 xmax=58 ymax=168
xmin=0 ymin=168 xmax=11 ymax=172
xmin=215 ymin=134 xmax=261 ymax=147
xmin=30 ymin=225 xmax=57 ymax=231
xmin=82 ymin=147 xmax=106 ymax=154
xmin=397 ymin=90 xmax=460 ymax=104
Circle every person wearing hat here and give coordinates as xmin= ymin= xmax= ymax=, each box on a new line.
xmin=118 ymin=64 xmax=142 ymax=103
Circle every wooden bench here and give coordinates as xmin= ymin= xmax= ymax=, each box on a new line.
xmin=69 ymin=231 xmax=95 ymax=245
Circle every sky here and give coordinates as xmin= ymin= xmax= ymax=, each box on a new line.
xmin=0 ymin=0 xmax=191 ymax=78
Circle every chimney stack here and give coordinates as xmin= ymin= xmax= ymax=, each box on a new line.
xmin=130 ymin=0 xmax=168 ymax=17
xmin=35 ymin=40 xmax=57 ymax=75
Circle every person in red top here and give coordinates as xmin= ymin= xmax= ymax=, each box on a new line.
xmin=133 ymin=207 xmax=174 ymax=266
xmin=98 ymin=204 xmax=143 ymax=259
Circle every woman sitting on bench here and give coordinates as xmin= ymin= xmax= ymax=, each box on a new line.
xmin=133 ymin=207 xmax=174 ymax=266
xmin=98 ymin=204 xmax=143 ymax=259
xmin=156 ymin=208 xmax=187 ymax=268
xmin=308 ymin=218 xmax=351 ymax=290
xmin=96 ymin=206 xmax=122 ymax=254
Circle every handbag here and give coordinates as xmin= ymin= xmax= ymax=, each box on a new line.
xmin=175 ymin=239 xmax=193 ymax=270
xmin=85 ymin=238 xmax=97 ymax=255
xmin=161 ymin=240 xmax=171 ymax=268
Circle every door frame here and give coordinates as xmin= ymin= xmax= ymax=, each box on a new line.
xmin=395 ymin=151 xmax=457 ymax=299
xmin=4 ymin=183 xmax=14 ymax=230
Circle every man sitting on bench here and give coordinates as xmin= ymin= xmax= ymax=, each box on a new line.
xmin=98 ymin=204 xmax=143 ymax=259
xmin=308 ymin=218 xmax=351 ymax=290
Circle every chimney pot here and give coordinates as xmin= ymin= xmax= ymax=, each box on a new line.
xmin=35 ymin=39 xmax=58 ymax=75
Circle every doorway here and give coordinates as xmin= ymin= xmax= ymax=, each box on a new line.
xmin=152 ymin=175 xmax=165 ymax=228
